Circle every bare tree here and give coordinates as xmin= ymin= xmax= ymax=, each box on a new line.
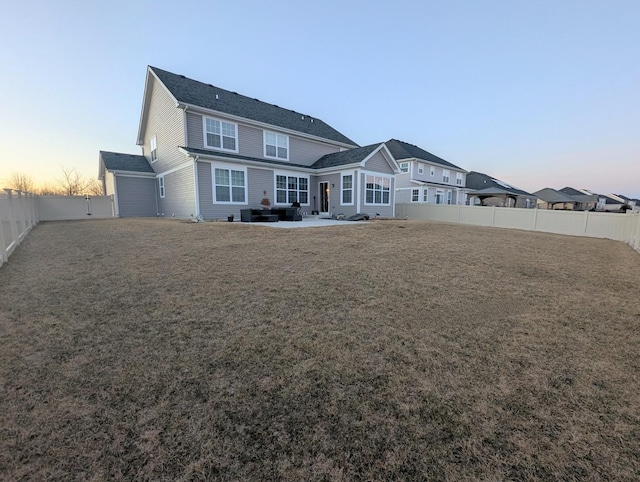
xmin=5 ymin=172 xmax=35 ymax=193
xmin=58 ymin=167 xmax=99 ymax=196
xmin=36 ymin=182 xmax=64 ymax=195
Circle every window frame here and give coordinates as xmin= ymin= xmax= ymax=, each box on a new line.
xmin=364 ymin=174 xmax=392 ymax=206
xmin=150 ymin=135 xmax=158 ymax=163
xmin=435 ymin=190 xmax=444 ymax=204
xmin=443 ymin=169 xmax=450 ymax=183
xmin=456 ymin=172 xmax=463 ymax=185
xmin=264 ymin=131 xmax=289 ymax=161
xmin=400 ymin=162 xmax=409 ymax=173
xmin=158 ymin=176 xmax=165 ymax=198
xmin=446 ymin=190 xmax=453 ymax=205
xmin=417 ymin=163 xmax=424 ymax=175
xmin=411 ymin=188 xmax=419 ymax=202
xmin=430 ymin=166 xmax=435 ymax=177
xmin=423 ymin=188 xmax=428 ymax=203
xmin=203 ymin=117 xmax=238 ymax=152
xmin=211 ymin=164 xmax=247 ymax=204
xmin=341 ymin=174 xmax=354 ymax=206
xmin=274 ymin=172 xmax=310 ymax=206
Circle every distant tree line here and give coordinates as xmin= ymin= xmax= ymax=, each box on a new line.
xmin=2 ymin=168 xmax=103 ymax=196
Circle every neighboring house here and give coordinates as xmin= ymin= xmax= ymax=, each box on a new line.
xmin=466 ymin=171 xmax=536 ymax=208
xmin=558 ymin=187 xmax=599 ymax=211
xmin=600 ymin=193 xmax=627 ymax=212
xmin=99 ymin=66 xmax=399 ymax=219
xmin=615 ymin=194 xmax=639 ymax=211
xmin=533 ymin=188 xmax=577 ymax=210
xmin=388 ymin=139 xmax=468 ymax=205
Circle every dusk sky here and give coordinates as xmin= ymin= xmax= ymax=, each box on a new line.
xmin=1 ymin=0 xmax=638 ymax=198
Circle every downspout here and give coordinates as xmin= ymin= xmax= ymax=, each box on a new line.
xmin=193 ymin=155 xmax=200 ymax=219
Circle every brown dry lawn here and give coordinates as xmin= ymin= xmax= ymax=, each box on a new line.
xmin=1 ymin=218 xmax=639 ymax=481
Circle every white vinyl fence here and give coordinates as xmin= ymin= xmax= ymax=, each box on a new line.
xmin=0 ymin=190 xmax=38 ymax=267
xmin=396 ymin=203 xmax=640 ymax=253
xmin=0 ymin=192 xmax=116 ymax=267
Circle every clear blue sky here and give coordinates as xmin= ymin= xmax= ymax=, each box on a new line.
xmin=1 ymin=0 xmax=638 ymax=198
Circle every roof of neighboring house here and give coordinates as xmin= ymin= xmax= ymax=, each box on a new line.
xmin=466 ymin=171 xmax=533 ymax=197
xmin=385 ymin=139 xmax=464 ymax=170
xmin=559 ymin=187 xmax=599 ymax=203
xmin=466 ymin=187 xmax=521 ymax=197
xmin=311 ymin=143 xmax=381 ymax=169
xmin=100 ymin=151 xmax=154 ymax=173
xmin=533 ymin=188 xmax=577 ymax=204
xmin=150 ymin=66 xmax=357 ymax=147
xmin=602 ymin=194 xmax=624 ymax=205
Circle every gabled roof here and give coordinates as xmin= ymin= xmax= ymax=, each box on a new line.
xmin=559 ymin=187 xmax=599 ymax=203
xmin=385 ymin=139 xmax=464 ymax=170
xmin=466 ymin=171 xmax=533 ymax=196
xmin=179 ymin=146 xmax=311 ymax=170
xmin=100 ymin=151 xmax=154 ymax=173
xmin=311 ymin=144 xmax=381 ymax=169
xmin=533 ymin=188 xmax=577 ymax=204
xmin=147 ymin=66 xmax=357 ymax=147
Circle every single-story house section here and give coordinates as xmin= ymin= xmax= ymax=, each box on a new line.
xmin=466 ymin=171 xmax=536 ymax=208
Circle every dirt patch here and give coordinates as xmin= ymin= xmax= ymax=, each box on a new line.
xmin=1 ymin=218 xmax=639 ymax=480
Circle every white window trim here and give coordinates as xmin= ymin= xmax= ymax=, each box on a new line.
xmin=423 ymin=187 xmax=429 ymax=203
xmin=364 ymin=174 xmax=392 ymax=206
xmin=273 ymin=171 xmax=310 ymax=206
xmin=443 ymin=169 xmax=450 ymax=184
xmin=263 ymin=131 xmax=289 ymax=161
xmin=203 ymin=116 xmax=239 ymax=153
xmin=417 ymin=163 xmax=424 ymax=175
xmin=435 ymin=189 xmax=444 ymax=205
xmin=211 ymin=163 xmax=247 ymax=205
xmin=446 ymin=190 xmax=453 ymax=205
xmin=400 ymin=162 xmax=409 ymax=173
xmin=411 ymin=188 xmax=420 ymax=203
xmin=430 ymin=166 xmax=435 ymax=177
xmin=150 ymin=135 xmax=158 ymax=163
xmin=341 ymin=173 xmax=354 ymax=206
xmin=456 ymin=172 xmax=463 ymax=185
xmin=158 ymin=176 xmax=165 ymax=198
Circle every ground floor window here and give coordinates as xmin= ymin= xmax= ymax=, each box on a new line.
xmin=435 ymin=190 xmax=444 ymax=204
xmin=365 ymin=175 xmax=391 ymax=205
xmin=447 ymin=190 xmax=452 ymax=205
xmin=411 ymin=188 xmax=419 ymax=202
xmin=214 ymin=166 xmax=246 ymax=203
xmin=158 ymin=176 xmax=165 ymax=198
xmin=423 ymin=188 xmax=428 ymax=202
xmin=342 ymin=174 xmax=353 ymax=205
xmin=276 ymin=174 xmax=309 ymax=204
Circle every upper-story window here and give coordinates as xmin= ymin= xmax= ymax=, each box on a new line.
xmin=150 ymin=135 xmax=157 ymax=163
xmin=430 ymin=166 xmax=435 ymax=177
xmin=400 ymin=162 xmax=409 ymax=173
xmin=264 ymin=131 xmax=288 ymax=160
xmin=443 ymin=169 xmax=450 ymax=183
xmin=418 ymin=163 xmax=424 ymax=175
xmin=204 ymin=117 xmax=237 ymax=151
xmin=456 ymin=172 xmax=463 ymax=185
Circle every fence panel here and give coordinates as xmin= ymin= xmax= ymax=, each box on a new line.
xmin=0 ymin=190 xmax=38 ymax=267
xmin=36 ymin=196 xmax=115 ymax=221
xmin=396 ymin=203 xmax=640 ymax=253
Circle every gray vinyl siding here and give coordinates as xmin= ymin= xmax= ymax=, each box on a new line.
xmin=186 ymin=112 xmax=204 ymax=148
xmin=197 ymin=162 xmax=273 ymax=220
xmin=185 ymin=111 xmax=341 ymax=165
xmin=238 ymin=125 xmax=263 ymax=158
xmin=290 ymin=137 xmax=340 ymax=166
xmin=360 ymin=172 xmax=394 ymax=218
xmin=158 ymin=165 xmax=195 ymax=218
xmin=115 ymin=176 xmax=157 ymax=217
xmin=143 ymin=76 xmax=186 ymax=172
xmin=363 ymin=151 xmax=394 ymax=174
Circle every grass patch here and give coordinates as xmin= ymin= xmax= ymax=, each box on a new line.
xmin=1 ymin=218 xmax=639 ymax=480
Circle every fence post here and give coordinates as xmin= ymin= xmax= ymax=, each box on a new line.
xmin=583 ymin=210 xmax=589 ymax=234
xmin=533 ymin=207 xmax=539 ymax=231
xmin=0 ymin=197 xmax=7 ymax=263
xmin=457 ymin=205 xmax=461 ymax=224
xmin=491 ymin=206 xmax=496 ymax=227
xmin=4 ymin=189 xmax=18 ymax=256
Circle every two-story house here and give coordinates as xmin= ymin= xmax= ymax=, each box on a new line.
xmin=99 ymin=66 xmax=399 ymax=220
xmin=387 ymin=139 xmax=468 ymax=205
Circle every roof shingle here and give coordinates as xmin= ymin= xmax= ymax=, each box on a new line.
xmin=100 ymin=151 xmax=154 ymax=173
xmin=150 ymin=67 xmax=358 ymax=147
xmin=385 ymin=139 xmax=463 ymax=170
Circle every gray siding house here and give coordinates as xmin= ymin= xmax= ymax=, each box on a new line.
xmin=99 ymin=66 xmax=399 ymax=220
xmin=388 ymin=139 xmax=468 ymax=206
